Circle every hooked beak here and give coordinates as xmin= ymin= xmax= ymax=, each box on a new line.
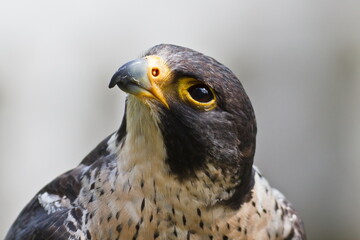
xmin=109 ymin=57 xmax=169 ymax=108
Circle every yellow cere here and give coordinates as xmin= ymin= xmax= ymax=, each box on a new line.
xmin=145 ymin=55 xmax=172 ymax=88
xmin=140 ymin=55 xmax=172 ymax=109
xmin=177 ymin=78 xmax=217 ymax=111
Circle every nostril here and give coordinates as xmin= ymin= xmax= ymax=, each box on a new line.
xmin=151 ymin=68 xmax=160 ymax=77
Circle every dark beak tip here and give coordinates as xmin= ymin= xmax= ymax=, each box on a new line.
xmin=108 ymin=82 xmax=115 ymax=89
xmin=109 ymin=73 xmax=119 ymax=89
xmin=108 ymin=58 xmax=147 ymax=90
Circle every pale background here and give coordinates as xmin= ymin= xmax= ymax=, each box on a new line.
xmin=1 ymin=1 xmax=359 ymax=239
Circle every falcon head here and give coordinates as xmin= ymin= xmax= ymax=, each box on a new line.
xmin=110 ymin=44 xmax=257 ymax=208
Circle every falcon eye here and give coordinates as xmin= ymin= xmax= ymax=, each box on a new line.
xmin=187 ymin=84 xmax=214 ymax=103
xmin=178 ymin=78 xmax=217 ymax=111
xmin=151 ymin=68 xmax=160 ymax=77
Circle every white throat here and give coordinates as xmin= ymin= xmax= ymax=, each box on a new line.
xmin=117 ymin=96 xmax=168 ymax=174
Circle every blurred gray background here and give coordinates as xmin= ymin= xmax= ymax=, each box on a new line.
xmin=0 ymin=0 xmax=359 ymax=239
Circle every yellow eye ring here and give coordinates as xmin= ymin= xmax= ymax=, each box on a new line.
xmin=178 ymin=78 xmax=217 ymax=111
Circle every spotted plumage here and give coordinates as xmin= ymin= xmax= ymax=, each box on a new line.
xmin=6 ymin=44 xmax=306 ymax=239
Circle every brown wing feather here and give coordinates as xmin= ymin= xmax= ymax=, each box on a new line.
xmin=5 ymin=133 xmax=118 ymax=240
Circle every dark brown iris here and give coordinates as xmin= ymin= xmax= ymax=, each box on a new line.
xmin=187 ymin=84 xmax=214 ymax=103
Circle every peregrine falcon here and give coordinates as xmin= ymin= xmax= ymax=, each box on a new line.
xmin=6 ymin=44 xmax=306 ymax=240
